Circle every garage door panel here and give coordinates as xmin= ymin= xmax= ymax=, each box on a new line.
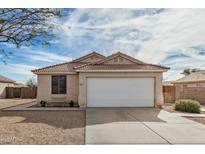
xmin=87 ymin=78 xmax=154 ymax=107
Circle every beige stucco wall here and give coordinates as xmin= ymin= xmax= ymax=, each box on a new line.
xmin=0 ymin=82 xmax=14 ymax=98
xmin=37 ymin=72 xmax=164 ymax=107
xmin=104 ymin=56 xmax=135 ymax=64
xmin=78 ymin=72 xmax=164 ymax=108
xmin=37 ymin=74 xmax=79 ymax=103
xmin=174 ymin=82 xmax=205 ymax=104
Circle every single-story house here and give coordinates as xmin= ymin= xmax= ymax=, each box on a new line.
xmin=173 ymin=70 xmax=205 ymax=104
xmin=32 ymin=51 xmax=169 ymax=108
xmin=0 ymin=75 xmax=15 ymax=98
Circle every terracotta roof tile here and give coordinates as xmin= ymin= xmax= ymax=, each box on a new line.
xmin=75 ymin=64 xmax=169 ymax=71
xmin=174 ymin=70 xmax=205 ymax=83
xmin=95 ymin=51 xmax=146 ymax=65
xmin=32 ymin=51 xmax=169 ymax=74
xmin=32 ymin=62 xmax=82 ymax=73
xmin=72 ymin=51 xmax=105 ymax=62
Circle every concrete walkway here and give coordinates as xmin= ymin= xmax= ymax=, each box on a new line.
xmin=86 ymin=108 xmax=205 ymax=144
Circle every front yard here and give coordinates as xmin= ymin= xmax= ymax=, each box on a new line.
xmin=162 ymin=103 xmax=205 ymax=126
xmin=162 ymin=103 xmax=205 ymax=114
xmin=0 ymin=99 xmax=34 ymax=109
xmin=0 ymin=99 xmax=85 ymax=144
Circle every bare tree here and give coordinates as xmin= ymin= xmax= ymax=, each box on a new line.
xmin=26 ymin=77 xmax=37 ymax=87
xmin=26 ymin=77 xmax=37 ymax=99
xmin=0 ymin=8 xmax=62 ymax=63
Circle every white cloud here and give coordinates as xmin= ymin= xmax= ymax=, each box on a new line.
xmin=163 ymin=56 xmax=205 ymax=81
xmin=163 ymin=70 xmax=184 ymax=82
xmin=1 ymin=63 xmax=38 ymax=83
xmin=4 ymin=63 xmax=37 ymax=75
xmin=19 ymin=50 xmax=73 ymax=63
xmin=135 ymin=9 xmax=205 ymax=63
xmin=58 ymin=9 xmax=205 ymax=80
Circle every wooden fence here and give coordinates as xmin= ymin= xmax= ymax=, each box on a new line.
xmin=163 ymin=85 xmax=175 ymax=104
xmin=6 ymin=87 xmax=37 ymax=98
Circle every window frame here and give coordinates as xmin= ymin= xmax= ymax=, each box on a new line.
xmin=51 ymin=75 xmax=67 ymax=94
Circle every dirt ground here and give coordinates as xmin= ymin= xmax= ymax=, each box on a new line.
xmin=0 ymin=99 xmax=85 ymax=145
xmin=186 ymin=117 xmax=205 ymax=125
xmin=0 ymin=99 xmax=34 ymax=109
xmin=162 ymin=103 xmax=175 ymax=113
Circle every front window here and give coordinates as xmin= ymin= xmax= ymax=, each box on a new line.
xmin=52 ymin=75 xmax=66 ymax=94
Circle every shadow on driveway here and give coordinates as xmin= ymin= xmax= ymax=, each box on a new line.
xmin=86 ymin=107 xmax=165 ymax=126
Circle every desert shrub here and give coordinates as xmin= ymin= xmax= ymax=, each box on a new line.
xmin=175 ymin=99 xmax=201 ymax=113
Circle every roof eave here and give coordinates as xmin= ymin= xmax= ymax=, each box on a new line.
xmin=96 ymin=52 xmax=146 ymax=65
xmin=32 ymin=72 xmax=77 ymax=75
xmin=173 ymin=79 xmax=205 ymax=84
xmin=75 ymin=69 xmax=168 ymax=73
xmin=0 ymin=81 xmax=15 ymax=83
xmin=72 ymin=51 xmax=105 ymax=62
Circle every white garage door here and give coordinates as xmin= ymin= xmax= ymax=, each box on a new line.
xmin=87 ymin=78 xmax=154 ymax=107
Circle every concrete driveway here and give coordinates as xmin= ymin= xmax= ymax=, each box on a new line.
xmin=86 ymin=108 xmax=205 ymax=144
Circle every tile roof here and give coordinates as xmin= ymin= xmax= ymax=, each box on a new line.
xmin=75 ymin=64 xmax=168 ymax=71
xmin=174 ymin=70 xmax=205 ymax=83
xmin=95 ymin=51 xmax=146 ymax=65
xmin=72 ymin=51 xmax=105 ymax=62
xmin=32 ymin=51 xmax=169 ymax=74
xmin=32 ymin=62 xmax=83 ymax=73
xmin=0 ymin=75 xmax=15 ymax=83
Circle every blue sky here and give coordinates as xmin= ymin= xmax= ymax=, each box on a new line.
xmin=1 ymin=8 xmax=205 ymax=83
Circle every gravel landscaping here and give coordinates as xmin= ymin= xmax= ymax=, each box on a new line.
xmin=161 ymin=103 xmax=175 ymax=113
xmin=0 ymin=99 xmax=34 ymax=109
xmin=0 ymin=110 xmax=85 ymax=144
xmin=0 ymin=99 xmax=85 ymax=145
xmin=185 ymin=117 xmax=205 ymax=125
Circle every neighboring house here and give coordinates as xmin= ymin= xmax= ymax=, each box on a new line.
xmin=32 ymin=52 xmax=169 ymax=107
xmin=0 ymin=75 xmax=15 ymax=98
xmin=13 ymin=83 xmax=28 ymax=88
xmin=173 ymin=70 xmax=205 ymax=104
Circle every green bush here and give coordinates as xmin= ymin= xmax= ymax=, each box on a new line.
xmin=175 ymin=99 xmax=201 ymax=113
